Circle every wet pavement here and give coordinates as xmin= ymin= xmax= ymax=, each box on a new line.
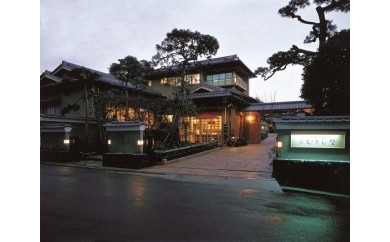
xmin=41 ymin=165 xmax=350 ymax=241
xmin=57 ymin=133 xmax=277 ymax=181
xmin=143 ymin=133 xmax=276 ymax=179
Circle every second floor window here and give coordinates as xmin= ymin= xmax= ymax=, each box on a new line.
xmin=40 ymin=104 xmax=59 ymax=114
xmin=160 ymin=74 xmax=200 ymax=86
xmin=206 ymin=72 xmax=233 ymax=86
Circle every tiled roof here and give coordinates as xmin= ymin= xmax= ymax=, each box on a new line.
xmin=273 ymin=115 xmax=350 ymax=123
xmin=44 ymin=61 xmax=163 ymax=97
xmin=190 ymin=91 xmax=231 ymax=98
xmin=103 ymin=121 xmax=144 ymax=127
xmin=61 ymin=61 xmax=136 ymax=87
xmin=191 ymin=81 xmax=227 ymax=93
xmin=243 ymin=101 xmax=312 ymax=111
xmin=151 ymin=55 xmax=256 ymax=78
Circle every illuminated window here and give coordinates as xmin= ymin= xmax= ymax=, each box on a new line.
xmin=106 ymin=106 xmax=137 ymax=121
xmin=160 ymin=74 xmax=200 ymax=87
xmin=180 ymin=115 xmax=222 ymax=144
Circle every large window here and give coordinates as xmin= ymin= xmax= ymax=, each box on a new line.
xmin=106 ymin=107 xmax=137 ymax=121
xmin=40 ymin=98 xmax=61 ymax=114
xmin=206 ymin=72 xmax=232 ymax=86
xmin=206 ymin=72 xmax=248 ymax=90
xmin=40 ymin=103 xmax=59 ymax=114
xmin=181 ymin=115 xmax=222 ymax=144
xmin=160 ymin=74 xmax=200 ymax=86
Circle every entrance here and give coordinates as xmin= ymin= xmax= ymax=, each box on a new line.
xmin=183 ymin=114 xmax=222 ymax=145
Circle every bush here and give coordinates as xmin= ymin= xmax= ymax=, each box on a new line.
xmin=41 ymin=150 xmax=81 ymax=163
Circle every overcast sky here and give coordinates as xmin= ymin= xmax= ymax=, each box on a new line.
xmin=40 ymin=0 xmax=349 ymax=102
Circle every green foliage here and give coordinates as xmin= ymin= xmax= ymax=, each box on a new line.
xmin=66 ymin=67 xmax=100 ymax=88
xmin=109 ymin=56 xmax=154 ymax=120
xmin=60 ymin=104 xmax=80 ymax=115
xmin=109 ymin=56 xmax=150 ymax=88
xmin=301 ymin=29 xmax=350 ymax=115
xmin=152 ymin=28 xmax=219 ymax=67
xmin=152 ymin=28 xmax=219 ymax=148
xmin=255 ymin=0 xmax=350 ymax=115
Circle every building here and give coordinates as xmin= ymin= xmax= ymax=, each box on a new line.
xmin=40 ymin=60 xmax=164 ymax=153
xmin=41 ymin=55 xmax=313 ymax=155
xmin=243 ymin=101 xmax=314 ymax=132
xmin=145 ymin=55 xmax=262 ymax=145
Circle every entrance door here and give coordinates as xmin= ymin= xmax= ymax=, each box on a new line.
xmin=186 ymin=114 xmax=222 ymax=145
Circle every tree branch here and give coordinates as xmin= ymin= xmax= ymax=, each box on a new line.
xmin=292 ymin=45 xmax=318 ymax=55
xmin=290 ymin=14 xmax=318 ymax=26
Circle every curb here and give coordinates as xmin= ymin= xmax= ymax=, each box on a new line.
xmin=155 ymin=146 xmax=223 ymax=165
xmin=281 ymin=186 xmax=350 ymax=198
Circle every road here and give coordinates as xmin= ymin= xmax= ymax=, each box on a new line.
xmin=41 ymin=165 xmax=349 ymax=241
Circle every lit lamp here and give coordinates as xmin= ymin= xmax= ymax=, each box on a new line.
xmin=276 ymin=141 xmax=283 ymax=157
xmin=63 ymin=126 xmax=72 ymax=151
xmin=107 ymin=139 xmax=111 ymax=145
xmin=137 ymin=139 xmax=144 ymax=154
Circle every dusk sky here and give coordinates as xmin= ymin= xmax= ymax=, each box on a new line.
xmin=40 ymin=0 xmax=350 ymax=102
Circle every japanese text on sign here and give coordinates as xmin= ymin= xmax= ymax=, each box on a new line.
xmin=291 ymin=132 xmax=346 ymax=149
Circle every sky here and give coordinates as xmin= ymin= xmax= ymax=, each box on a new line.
xmin=40 ymin=0 xmax=349 ymax=102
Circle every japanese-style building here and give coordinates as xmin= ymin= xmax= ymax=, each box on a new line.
xmin=145 ymin=55 xmax=262 ymax=145
xmin=40 ymin=55 xmax=313 ymax=154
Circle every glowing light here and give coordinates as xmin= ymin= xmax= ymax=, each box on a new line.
xmin=246 ymin=115 xmax=253 ymax=122
xmin=137 ymin=140 xmax=144 ymax=146
xmin=107 ymin=139 xmax=111 ymax=145
xmin=63 ymin=139 xmax=70 ymax=144
xmin=276 ymin=141 xmax=283 ymax=148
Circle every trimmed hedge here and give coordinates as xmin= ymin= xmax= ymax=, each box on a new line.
xmin=41 ymin=150 xmax=81 ymax=163
xmin=272 ymin=159 xmax=350 ymax=194
xmin=102 ymin=142 xmax=218 ymax=169
xmin=154 ymin=142 xmax=218 ymax=161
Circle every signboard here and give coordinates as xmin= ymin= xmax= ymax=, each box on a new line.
xmin=291 ymin=131 xmax=346 ymax=149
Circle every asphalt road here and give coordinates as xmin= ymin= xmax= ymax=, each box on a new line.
xmin=41 ymin=165 xmax=349 ymax=241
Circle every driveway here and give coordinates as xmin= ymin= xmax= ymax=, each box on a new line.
xmin=143 ymin=133 xmax=277 ymax=179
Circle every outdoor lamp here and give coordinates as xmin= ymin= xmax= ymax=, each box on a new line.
xmin=276 ymin=141 xmax=283 ymax=148
xmin=63 ymin=139 xmax=70 ymax=144
xmin=137 ymin=140 xmax=144 ymax=146
xmin=107 ymin=139 xmax=111 ymax=145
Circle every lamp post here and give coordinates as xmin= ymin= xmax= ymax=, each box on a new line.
xmin=276 ymin=141 xmax=283 ymax=157
xmin=137 ymin=139 xmax=144 ymax=154
xmin=64 ymin=126 xmax=72 ymax=151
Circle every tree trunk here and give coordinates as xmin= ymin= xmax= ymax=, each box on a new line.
xmin=125 ymin=87 xmax=129 ymax=121
xmin=84 ymin=85 xmax=89 ymax=146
